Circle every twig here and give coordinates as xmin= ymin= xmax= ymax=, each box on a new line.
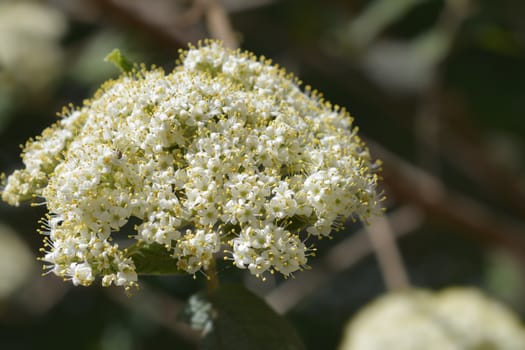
xmin=90 ymin=0 xmax=239 ymax=50
xmin=90 ymin=0 xmax=190 ymax=50
xmin=371 ymin=140 xmax=525 ymax=260
xmin=205 ymin=258 xmax=219 ymax=294
xmin=365 ymin=215 xmax=411 ymax=291
xmin=202 ymin=0 xmax=239 ymax=49
xmin=175 ymin=1 xmax=207 ymax=28
xmin=441 ymin=104 xmax=525 ymax=218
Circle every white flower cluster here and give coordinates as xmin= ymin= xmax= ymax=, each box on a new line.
xmin=339 ymin=288 xmax=525 ymax=350
xmin=2 ymin=41 xmax=382 ymax=289
xmin=0 ymin=0 xmax=66 ymax=98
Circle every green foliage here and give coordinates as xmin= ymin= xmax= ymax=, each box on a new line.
xmin=104 ymin=48 xmax=134 ymax=73
xmin=128 ymin=243 xmax=183 ymax=275
xmin=196 ymin=284 xmax=305 ymax=350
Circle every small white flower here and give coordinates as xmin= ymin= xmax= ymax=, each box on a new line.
xmin=69 ymin=262 xmax=94 ymax=286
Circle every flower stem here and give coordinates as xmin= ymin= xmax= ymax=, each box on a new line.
xmin=205 ymin=257 xmax=219 ymax=294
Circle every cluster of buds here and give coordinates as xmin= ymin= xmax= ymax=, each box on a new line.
xmin=2 ymin=41 xmax=382 ymax=289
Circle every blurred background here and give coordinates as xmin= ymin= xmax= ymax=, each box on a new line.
xmin=0 ymin=0 xmax=524 ymax=349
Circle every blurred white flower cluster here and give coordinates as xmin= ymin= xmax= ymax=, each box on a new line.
xmin=0 ymin=0 xmax=66 ymax=115
xmin=339 ymin=288 xmax=525 ymax=350
xmin=2 ymin=41 xmax=381 ymax=289
xmin=0 ymin=224 xmax=36 ymax=299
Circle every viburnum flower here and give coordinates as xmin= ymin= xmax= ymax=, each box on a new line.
xmin=1 ymin=40 xmax=382 ymax=289
xmin=339 ymin=288 xmax=525 ymax=350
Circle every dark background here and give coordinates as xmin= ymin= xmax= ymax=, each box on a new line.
xmin=0 ymin=0 xmax=524 ymax=349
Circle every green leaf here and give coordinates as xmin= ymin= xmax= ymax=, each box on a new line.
xmin=127 ymin=242 xmax=183 ymax=275
xmin=202 ymin=284 xmax=306 ymax=350
xmin=345 ymin=0 xmax=425 ymax=49
xmin=104 ymin=48 xmax=134 ymax=73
